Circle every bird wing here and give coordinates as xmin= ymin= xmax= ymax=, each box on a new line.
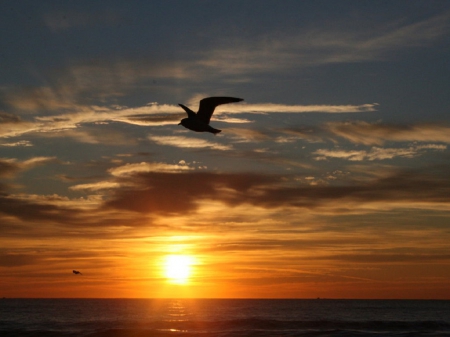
xmin=178 ymin=104 xmax=197 ymax=119
xmin=197 ymin=97 xmax=243 ymax=124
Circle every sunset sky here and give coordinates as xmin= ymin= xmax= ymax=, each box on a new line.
xmin=1 ymin=0 xmax=450 ymax=299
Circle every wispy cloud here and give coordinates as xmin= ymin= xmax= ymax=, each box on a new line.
xmin=148 ymin=135 xmax=233 ymax=151
xmin=0 ymin=252 xmax=40 ymax=267
xmin=225 ymin=128 xmax=272 ymax=142
xmin=327 ymin=121 xmax=450 ymax=145
xmin=198 ymin=11 xmax=450 ymax=74
xmin=2 ymin=59 xmax=191 ymax=114
xmin=9 ymin=193 xmax=103 ymax=210
xmin=209 ymin=103 xmax=378 ymax=114
xmin=70 ymin=161 xmax=195 ymax=192
xmin=0 ymin=101 xmax=377 ymax=141
xmin=69 ymin=181 xmax=121 ymax=192
xmin=37 ymin=128 xmax=137 ymax=145
xmin=109 ymin=161 xmax=194 ymax=177
xmin=0 ymin=140 xmax=33 ymax=147
xmin=0 ymin=157 xmax=56 ymax=178
xmin=314 ymin=144 xmax=447 ymax=161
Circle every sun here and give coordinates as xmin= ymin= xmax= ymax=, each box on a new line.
xmin=164 ymin=255 xmax=194 ymax=284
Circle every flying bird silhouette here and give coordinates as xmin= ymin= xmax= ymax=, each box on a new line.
xmin=178 ymin=97 xmax=243 ymax=134
xmin=73 ymin=270 xmax=82 ymax=275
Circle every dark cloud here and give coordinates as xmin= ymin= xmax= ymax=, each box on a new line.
xmin=0 ymin=112 xmax=22 ymax=124
xmin=105 ymin=172 xmax=278 ymax=214
xmin=2 ymin=164 xmax=448 ymax=235
xmin=0 ymin=160 xmax=20 ymax=178
xmin=0 ymin=193 xmax=78 ymax=224
xmin=199 ymin=237 xmax=375 ymax=253
xmin=326 ymin=121 xmax=450 ymax=145
xmin=248 ymin=167 xmax=450 ymax=210
xmin=314 ymin=253 xmax=450 ymax=263
xmin=0 ymin=253 xmax=39 ymax=267
xmin=0 ymin=192 xmax=152 ymax=238
xmin=104 ymin=165 xmax=450 ymax=215
xmin=281 ymin=126 xmax=326 ymax=143
xmin=0 ymin=157 xmax=57 ymax=178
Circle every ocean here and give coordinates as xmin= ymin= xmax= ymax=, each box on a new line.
xmin=1 ymin=299 xmax=449 ymax=337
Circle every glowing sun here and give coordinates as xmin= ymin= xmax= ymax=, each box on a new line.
xmin=164 ymin=255 xmax=194 ymax=284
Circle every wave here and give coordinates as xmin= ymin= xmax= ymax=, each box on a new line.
xmin=2 ymin=318 xmax=450 ymax=337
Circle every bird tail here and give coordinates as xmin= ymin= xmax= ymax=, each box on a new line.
xmin=210 ymin=128 xmax=221 ymax=134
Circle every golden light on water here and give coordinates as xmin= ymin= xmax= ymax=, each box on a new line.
xmin=164 ymin=255 xmax=195 ymax=284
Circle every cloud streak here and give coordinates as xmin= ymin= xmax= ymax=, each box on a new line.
xmin=101 ymin=164 xmax=450 ymax=217
xmin=0 ymin=157 xmax=56 ymax=178
xmin=148 ymin=135 xmax=233 ymax=151
xmin=327 ymin=122 xmax=450 ymax=145
xmin=198 ymin=11 xmax=450 ymax=75
xmin=314 ymin=144 xmax=447 ymax=161
xmin=0 ymin=101 xmax=377 ymax=142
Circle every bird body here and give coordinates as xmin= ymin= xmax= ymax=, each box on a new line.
xmin=178 ymin=97 xmax=243 ymax=134
xmin=73 ymin=270 xmax=82 ymax=275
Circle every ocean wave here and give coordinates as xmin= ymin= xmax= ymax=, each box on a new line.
xmin=2 ymin=319 xmax=450 ymax=337
xmin=2 ymin=300 xmax=450 ymax=337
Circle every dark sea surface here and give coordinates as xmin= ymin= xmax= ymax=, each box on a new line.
xmin=1 ymin=299 xmax=450 ymax=337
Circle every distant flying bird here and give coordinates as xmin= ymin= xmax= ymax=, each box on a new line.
xmin=178 ymin=97 xmax=243 ymax=134
xmin=73 ymin=270 xmax=82 ymax=275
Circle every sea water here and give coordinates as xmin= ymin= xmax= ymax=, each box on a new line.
xmin=1 ymin=299 xmax=450 ymax=336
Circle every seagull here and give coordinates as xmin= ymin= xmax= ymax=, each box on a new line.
xmin=73 ymin=270 xmax=82 ymax=275
xmin=178 ymin=97 xmax=243 ymax=134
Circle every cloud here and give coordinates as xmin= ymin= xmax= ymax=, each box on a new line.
xmin=225 ymin=128 xmax=272 ymax=142
xmin=148 ymin=135 xmax=233 ymax=151
xmin=326 ymin=121 xmax=450 ymax=145
xmin=10 ymin=193 xmax=103 ymax=209
xmin=4 ymin=86 xmax=77 ymax=112
xmin=103 ymin=165 xmax=450 ymax=217
xmin=1 ymin=162 xmax=449 ymax=237
xmin=198 ymin=11 xmax=450 ymax=74
xmin=0 ymin=191 xmax=78 ymax=225
xmin=281 ymin=127 xmax=325 ymax=143
xmin=0 ymin=112 xmax=22 ymax=124
xmin=2 ymin=59 xmax=190 ymax=115
xmin=0 ymin=140 xmax=33 ymax=147
xmin=314 ymin=144 xmax=447 ymax=161
xmin=117 ymin=113 xmax=185 ymax=126
xmin=38 ymin=128 xmax=137 ymax=145
xmin=0 ymin=253 xmax=40 ymax=267
xmin=104 ymin=171 xmax=278 ymax=215
xmin=0 ymin=111 xmax=36 ymax=138
xmin=314 ymin=253 xmax=450 ymax=264
xmin=109 ymin=161 xmax=194 ymax=177
xmin=0 ymin=159 xmax=20 ymax=178
xmin=21 ymin=157 xmax=57 ymax=168
xmin=70 ymin=161 xmax=195 ymax=192
xmin=69 ymin=181 xmax=121 ymax=192
xmin=206 ymin=103 xmax=378 ymax=115
xmin=357 ymin=11 xmax=450 ymax=55
xmin=0 ymin=157 xmax=56 ymax=178
xmin=213 ymin=116 xmax=254 ymax=124
xmin=1 ymin=101 xmax=377 ymax=138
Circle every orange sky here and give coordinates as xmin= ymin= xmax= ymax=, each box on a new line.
xmin=1 ymin=1 xmax=450 ymax=299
